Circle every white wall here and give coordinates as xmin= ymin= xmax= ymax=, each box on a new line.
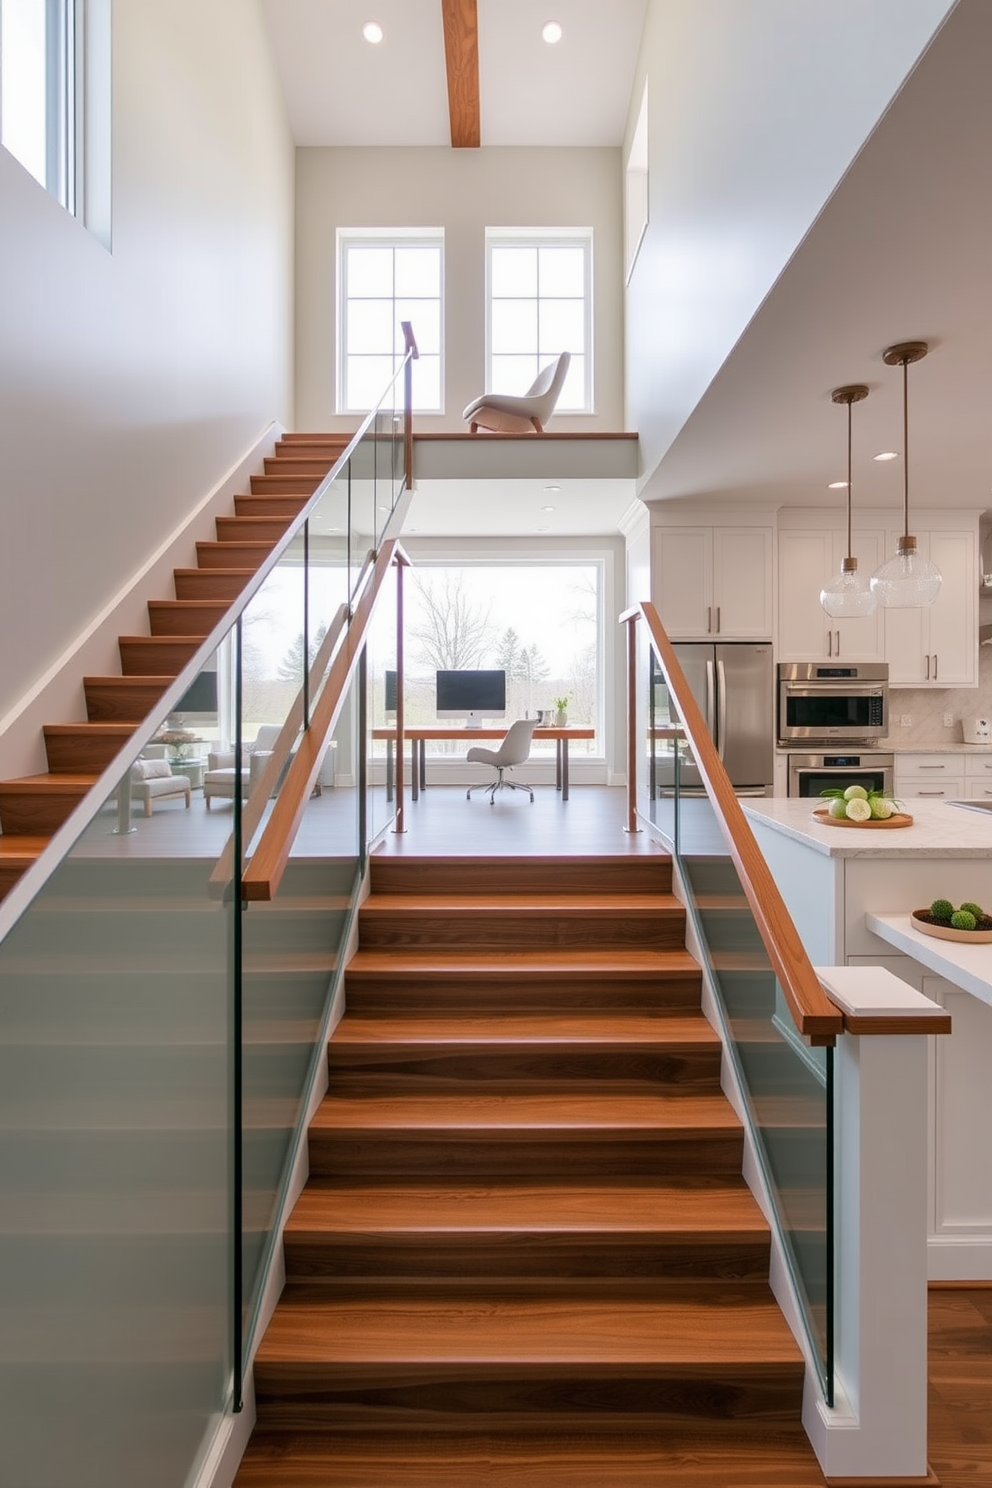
xmin=622 ymin=0 xmax=955 ymax=498
xmin=294 ymin=146 xmax=623 ymax=434
xmin=0 ymin=0 xmax=295 ymax=726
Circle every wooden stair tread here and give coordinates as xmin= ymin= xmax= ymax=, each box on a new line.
xmin=256 ymin=1287 xmax=803 ymax=1368
xmin=288 ymin=1181 xmax=768 ymax=1236
xmin=312 ymin=1093 xmax=741 ymax=1133
xmin=362 ymin=893 xmax=682 ymax=913
xmin=346 ymin=948 xmax=700 ymax=977
xmin=42 ymin=723 xmax=135 ymax=738
xmin=329 ymin=1013 xmax=719 ymax=1045
xmin=0 ymin=836 xmax=49 ymax=864
xmin=0 ymin=773 xmax=99 ymax=791
xmin=234 ymin=1430 xmax=826 ymax=1486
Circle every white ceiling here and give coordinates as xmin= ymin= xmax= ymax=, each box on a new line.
xmin=260 ymin=0 xmax=992 ymax=537
xmin=259 ymin=0 xmax=647 ymax=148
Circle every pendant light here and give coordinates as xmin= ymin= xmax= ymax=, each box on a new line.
xmin=870 ymin=341 xmax=941 ymax=608
xmin=820 ymin=383 xmax=875 ymax=617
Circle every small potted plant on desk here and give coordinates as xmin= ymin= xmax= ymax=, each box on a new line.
xmin=554 ymin=696 xmax=569 ymax=727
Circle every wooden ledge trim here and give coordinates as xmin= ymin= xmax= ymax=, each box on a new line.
xmin=414 ymin=431 xmax=639 ymax=442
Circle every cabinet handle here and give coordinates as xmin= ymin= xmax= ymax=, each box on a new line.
xmin=827 ymin=630 xmax=832 ymax=657
xmin=925 ymin=654 xmax=930 ymax=680
xmin=715 ymin=606 xmax=721 ymax=634
xmin=835 ymin=630 xmax=840 ymax=656
xmin=917 ymin=789 xmax=947 ymax=796
xmin=707 ymin=606 xmax=712 ymax=634
xmin=919 ymin=764 xmax=946 ymax=770
xmin=933 ymin=653 xmax=938 ymax=681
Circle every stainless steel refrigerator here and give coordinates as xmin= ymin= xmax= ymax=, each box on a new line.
xmin=655 ymin=642 xmax=774 ymax=796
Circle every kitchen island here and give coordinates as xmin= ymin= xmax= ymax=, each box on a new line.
xmin=741 ymin=796 xmax=992 ymax=1279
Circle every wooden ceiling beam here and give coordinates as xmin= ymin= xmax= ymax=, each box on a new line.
xmin=441 ymin=0 xmax=480 ymax=148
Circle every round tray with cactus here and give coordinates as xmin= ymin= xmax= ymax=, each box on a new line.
xmin=813 ymin=785 xmax=912 ymax=828
xmin=911 ymin=899 xmax=992 ymax=943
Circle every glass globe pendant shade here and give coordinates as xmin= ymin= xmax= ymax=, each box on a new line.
xmin=821 ymin=383 xmax=875 ymax=618
xmin=870 ymin=534 xmax=942 ymax=608
xmin=821 ymin=557 xmax=877 ymax=618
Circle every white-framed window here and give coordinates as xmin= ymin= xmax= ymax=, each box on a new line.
xmin=1 ymin=0 xmax=76 ymax=206
xmin=337 ymin=229 xmax=443 ymax=414
xmin=486 ymin=228 xmax=592 ymax=413
xmin=0 ymin=0 xmax=111 ymax=244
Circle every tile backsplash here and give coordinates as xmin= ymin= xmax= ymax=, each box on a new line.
xmin=888 ymin=642 xmax=992 ymax=746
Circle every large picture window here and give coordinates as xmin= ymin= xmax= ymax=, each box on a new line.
xmin=370 ymin=560 xmax=604 ymax=756
xmin=486 ymin=228 xmax=592 ymax=413
xmin=337 ymin=229 xmax=443 ymax=414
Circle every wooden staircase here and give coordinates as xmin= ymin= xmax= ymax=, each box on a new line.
xmin=236 ymin=853 xmax=825 ymax=1486
xmin=0 ymin=434 xmax=348 ymax=903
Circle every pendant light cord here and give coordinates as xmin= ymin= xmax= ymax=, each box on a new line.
xmin=846 ymin=396 xmax=853 ymax=559
xmin=902 ymin=353 xmax=910 ymax=542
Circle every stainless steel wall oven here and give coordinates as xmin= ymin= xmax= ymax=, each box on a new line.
xmin=778 ymin=662 xmax=888 ymax=746
xmin=787 ymin=751 xmax=895 ymax=799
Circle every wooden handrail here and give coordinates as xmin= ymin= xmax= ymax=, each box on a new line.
xmin=208 ymin=606 xmax=349 ymax=896
xmin=623 ymin=602 xmax=843 ymax=1044
xmin=242 ymin=539 xmax=408 ymax=901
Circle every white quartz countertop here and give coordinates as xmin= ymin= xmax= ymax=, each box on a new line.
xmin=866 ymin=913 xmax=992 ymax=1008
xmin=743 ymin=797 xmax=992 ymax=858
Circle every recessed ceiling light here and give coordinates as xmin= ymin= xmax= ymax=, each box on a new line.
xmin=544 ymin=484 xmax=561 ymax=492
xmin=828 ymin=481 xmax=849 ymax=490
xmin=536 ymin=526 xmax=549 ymax=533
xmin=362 ymin=20 xmax=383 ymax=44
xmin=541 ymin=504 xmax=556 ymax=512
xmin=873 ymin=450 xmax=899 ymax=461
xmin=542 ymin=20 xmax=562 ymax=44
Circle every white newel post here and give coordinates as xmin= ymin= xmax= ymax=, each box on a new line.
xmin=806 ymin=966 xmax=949 ymax=1483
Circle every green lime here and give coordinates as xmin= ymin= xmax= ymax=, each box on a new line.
xmin=843 ymin=784 xmax=869 ymax=801
xmin=828 ymin=798 xmax=848 ymax=818
xmin=845 ymin=798 xmax=872 ymax=822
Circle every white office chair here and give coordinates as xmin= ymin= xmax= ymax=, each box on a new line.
xmin=462 ymin=352 xmax=571 ymax=434
xmin=466 ymin=719 xmax=538 ymax=804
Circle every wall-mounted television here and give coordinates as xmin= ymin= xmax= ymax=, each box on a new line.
xmin=171 ymin=669 xmax=218 ymax=721
xmin=435 ymin=669 xmax=506 ymax=728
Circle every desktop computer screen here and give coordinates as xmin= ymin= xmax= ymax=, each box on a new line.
xmin=435 ymin=669 xmax=506 ymax=727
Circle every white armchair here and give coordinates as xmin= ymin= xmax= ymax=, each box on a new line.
xmin=203 ymin=726 xmax=324 ymax=809
xmin=462 ymin=352 xmax=571 ymax=434
xmin=130 ymin=756 xmax=191 ymax=816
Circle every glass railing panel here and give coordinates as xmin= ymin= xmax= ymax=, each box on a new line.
xmin=239 ymin=648 xmax=361 ymax=1353
xmin=348 ymin=424 xmax=378 ymax=607
xmin=366 ymin=568 xmax=398 ymax=845
xmin=0 ymin=651 xmax=235 ymax=1488
xmin=669 ymin=758 xmax=833 ymax=1396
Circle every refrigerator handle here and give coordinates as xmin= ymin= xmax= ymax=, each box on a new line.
xmin=716 ymin=658 xmax=727 ymax=761
xmin=705 ymin=659 xmax=715 ymax=740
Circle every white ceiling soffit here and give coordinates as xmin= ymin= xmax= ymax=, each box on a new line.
xmin=259 ymin=0 xmax=647 ymax=147
xmin=640 ymin=0 xmax=992 ymax=514
xmin=407 ymin=478 xmax=636 ymax=537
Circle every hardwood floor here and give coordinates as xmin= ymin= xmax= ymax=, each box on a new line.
xmin=928 ymin=1283 xmax=992 ymax=1488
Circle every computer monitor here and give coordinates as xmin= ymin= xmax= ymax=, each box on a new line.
xmin=384 ymin=669 xmax=397 ymax=716
xmin=435 ymin=669 xmax=506 ymax=728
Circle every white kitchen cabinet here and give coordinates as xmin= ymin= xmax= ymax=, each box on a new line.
xmin=894 ymin=752 xmax=965 ymax=801
xmin=777 ymin=527 xmax=884 ymax=662
xmin=652 ymin=525 xmax=772 ymax=639
xmin=882 ymin=528 xmax=977 ymax=687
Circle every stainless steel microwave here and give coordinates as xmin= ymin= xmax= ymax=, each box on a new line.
xmin=777 ymin=661 xmax=888 ymax=745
